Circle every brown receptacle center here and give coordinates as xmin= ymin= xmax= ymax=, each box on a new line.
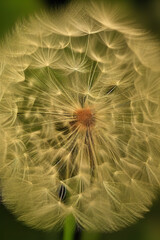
xmin=75 ymin=108 xmax=94 ymax=128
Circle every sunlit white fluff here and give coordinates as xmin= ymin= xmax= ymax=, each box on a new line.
xmin=0 ymin=0 xmax=160 ymax=232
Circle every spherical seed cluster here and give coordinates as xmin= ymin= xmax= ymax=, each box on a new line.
xmin=0 ymin=0 xmax=160 ymax=231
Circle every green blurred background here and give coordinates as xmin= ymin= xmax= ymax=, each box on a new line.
xmin=0 ymin=0 xmax=160 ymax=240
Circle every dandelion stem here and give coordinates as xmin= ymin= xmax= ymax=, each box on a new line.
xmin=63 ymin=214 xmax=76 ymax=240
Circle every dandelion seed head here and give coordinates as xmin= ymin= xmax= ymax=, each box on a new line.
xmin=0 ymin=0 xmax=160 ymax=232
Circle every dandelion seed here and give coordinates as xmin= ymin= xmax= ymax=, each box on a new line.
xmin=0 ymin=0 xmax=160 ymax=232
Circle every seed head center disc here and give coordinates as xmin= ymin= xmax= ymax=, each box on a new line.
xmin=75 ymin=108 xmax=94 ymax=128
